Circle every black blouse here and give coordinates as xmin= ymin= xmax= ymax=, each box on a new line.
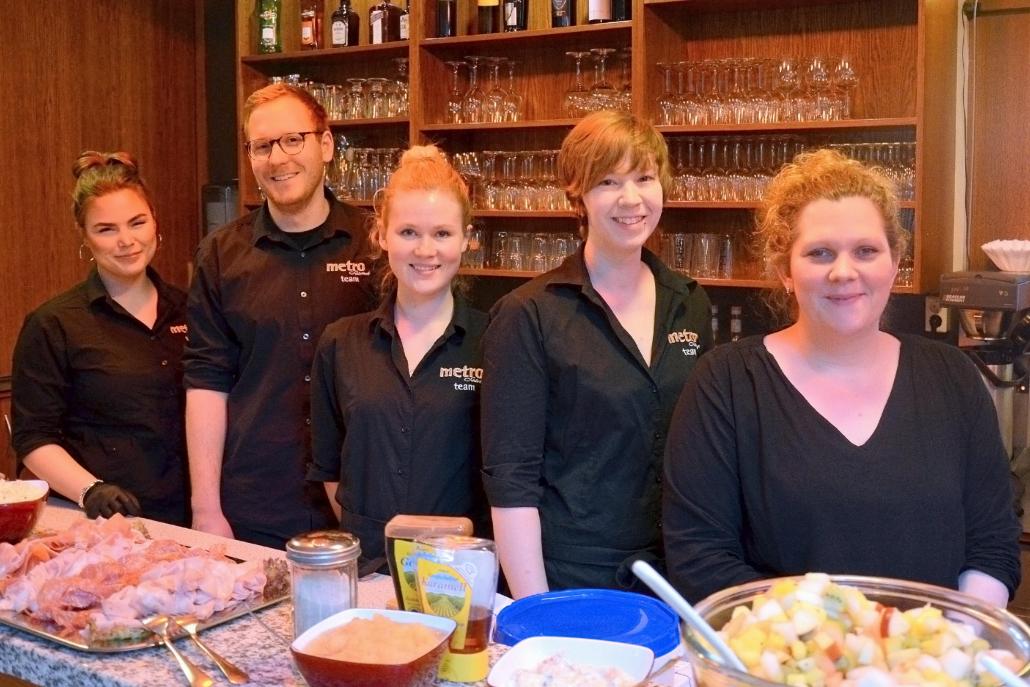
xmin=11 ymin=267 xmax=189 ymax=525
xmin=308 ymin=295 xmax=488 ymax=564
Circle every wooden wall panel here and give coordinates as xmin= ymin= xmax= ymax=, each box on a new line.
xmin=968 ymin=5 xmax=1030 ymax=271
xmin=0 ymin=1 xmax=204 ymax=380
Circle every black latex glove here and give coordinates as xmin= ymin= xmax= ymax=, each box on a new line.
xmin=83 ymin=483 xmax=142 ymax=519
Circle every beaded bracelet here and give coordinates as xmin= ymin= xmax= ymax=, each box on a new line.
xmin=78 ymin=479 xmax=104 ymax=510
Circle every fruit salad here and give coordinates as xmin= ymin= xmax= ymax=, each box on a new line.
xmin=718 ymin=573 xmax=1023 ymax=687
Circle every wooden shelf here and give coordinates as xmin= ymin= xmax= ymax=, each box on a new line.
xmin=241 ymin=42 xmax=409 ymax=66
xmin=473 ymin=210 xmax=576 ymax=218
xmin=329 ymin=116 xmax=409 ymax=129
xmin=421 ymin=22 xmax=632 ymax=49
xmin=421 ymin=119 xmax=580 ymax=132
xmin=656 ymin=118 xmax=918 ymax=135
xmin=663 ymin=200 xmax=917 ymax=209
xmin=644 ymin=0 xmax=859 ymax=11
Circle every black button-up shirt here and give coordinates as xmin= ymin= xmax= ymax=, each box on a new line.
xmin=183 ymin=191 xmax=373 ymax=542
xmin=308 ymin=294 xmax=488 ymax=564
xmin=11 ymin=267 xmax=189 ymax=524
xmin=481 ymin=248 xmax=712 ymax=589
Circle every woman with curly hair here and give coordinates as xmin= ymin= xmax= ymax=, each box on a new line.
xmin=663 ymin=149 xmax=1020 ymax=605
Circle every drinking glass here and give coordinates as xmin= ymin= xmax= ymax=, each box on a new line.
xmin=463 ymin=56 xmax=485 ymax=124
xmin=655 ymin=63 xmax=677 ymax=125
xmin=465 ymin=228 xmax=485 ymax=269
xmin=491 ymin=230 xmax=508 ymax=268
xmin=530 ymin=233 xmax=550 ymax=272
xmin=691 ymin=233 xmax=720 ymax=278
xmin=445 ymin=61 xmax=465 ymax=124
xmin=483 ymin=58 xmax=506 ymax=123
xmin=502 ymin=60 xmax=524 ymax=122
xmin=589 ymin=48 xmax=619 ymax=112
xmin=549 ymin=233 xmax=572 ymax=269
xmin=564 ymin=51 xmax=591 ymax=117
xmin=831 ymin=55 xmax=858 ymax=119
xmin=365 ymin=78 xmax=390 ymax=119
xmin=345 ymin=78 xmax=366 ymax=119
xmin=389 ymin=57 xmax=409 ymax=117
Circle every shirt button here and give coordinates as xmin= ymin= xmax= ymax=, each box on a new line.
xmin=302 ymin=332 xmax=311 ymax=341
xmin=304 ymin=374 xmax=311 ymax=382
xmin=651 ymin=385 xmax=658 ymax=394
xmin=160 ymin=360 xmax=169 ymax=366
xmin=400 ymin=427 xmax=408 ymax=434
xmin=305 ymin=418 xmax=311 ymax=426
xmin=300 ymin=291 xmax=308 ymax=298
xmin=657 ymin=519 xmax=663 ymax=529
xmin=301 ymin=251 xmax=307 ymax=258
xmin=653 ymin=431 xmax=661 ymax=440
xmin=396 ymin=468 xmax=404 ymax=475
xmin=150 ymin=335 xmax=157 ymax=341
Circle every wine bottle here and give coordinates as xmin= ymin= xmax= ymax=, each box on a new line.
xmin=588 ymin=0 xmax=612 ymax=23
xmin=478 ymin=0 xmax=501 ymax=34
xmin=613 ymin=0 xmax=630 ymax=21
xmin=399 ymin=0 xmax=410 ymax=40
xmin=300 ymin=0 xmax=323 ymax=50
xmin=551 ymin=0 xmax=575 ymax=27
xmin=257 ymin=0 xmax=282 ymax=53
xmin=330 ymin=1 xmax=359 ymax=47
xmin=437 ymin=0 xmax=457 ymax=37
xmin=370 ymin=0 xmax=402 ymax=44
xmin=503 ymin=0 xmax=527 ymax=31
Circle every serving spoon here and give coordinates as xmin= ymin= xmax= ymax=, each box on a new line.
xmin=978 ymin=654 xmax=1030 ymax=687
xmin=173 ymin=615 xmax=250 ymax=684
xmin=141 ymin=615 xmax=215 ymax=687
xmin=631 ymin=560 xmax=748 ymax=673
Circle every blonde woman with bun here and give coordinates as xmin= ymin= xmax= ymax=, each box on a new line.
xmin=309 ymin=145 xmax=487 ymax=570
xmin=11 ymin=151 xmax=189 ymax=525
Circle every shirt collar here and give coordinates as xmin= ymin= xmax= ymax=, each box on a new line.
xmin=251 ymin=187 xmax=357 ymax=246
xmin=369 ymin=291 xmax=472 ymax=339
xmin=84 ymin=265 xmax=170 ymax=305
xmin=546 ymin=245 xmax=696 ymax=295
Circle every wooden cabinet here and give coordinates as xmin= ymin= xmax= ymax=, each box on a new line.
xmin=233 ymin=0 xmax=957 ymax=292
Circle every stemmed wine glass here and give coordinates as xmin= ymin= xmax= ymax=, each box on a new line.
xmin=389 ymin=58 xmax=409 ymax=117
xmin=655 ymin=63 xmax=677 ymax=125
xmin=483 ymin=57 xmax=506 ymax=123
xmin=462 ymin=56 xmax=485 ymax=124
xmin=444 ymin=61 xmax=465 ymax=124
xmin=589 ymin=48 xmax=619 ymax=112
xmin=502 ymin=60 xmax=524 ymax=122
xmin=564 ymin=51 xmax=591 ymax=117
xmin=832 ymin=55 xmax=858 ymax=119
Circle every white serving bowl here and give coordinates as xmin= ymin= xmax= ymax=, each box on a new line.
xmin=488 ymin=636 xmax=654 ymax=687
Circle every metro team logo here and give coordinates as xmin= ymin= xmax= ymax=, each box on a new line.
xmin=667 ymin=329 xmax=700 ymax=356
xmin=439 ymin=365 xmax=483 ymax=391
xmin=325 ymin=261 xmax=371 ymax=283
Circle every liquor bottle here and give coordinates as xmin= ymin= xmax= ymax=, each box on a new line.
xmin=370 ymin=0 xmax=403 ymax=44
xmin=551 ymin=0 xmax=576 ymax=27
xmin=588 ymin=0 xmax=612 ymax=23
xmin=711 ymin=305 xmax=721 ymax=345
xmin=503 ymin=0 xmax=528 ymax=31
xmin=612 ymin=0 xmax=631 ymax=21
xmin=437 ymin=0 xmax=458 ymax=37
xmin=330 ymin=1 xmax=359 ymax=47
xmin=399 ymin=0 xmax=410 ymax=40
xmin=730 ymin=306 xmax=743 ymax=342
xmin=300 ymin=0 xmax=323 ymax=50
xmin=257 ymin=0 xmax=282 ymax=54
xmin=478 ymin=0 xmax=501 ymax=34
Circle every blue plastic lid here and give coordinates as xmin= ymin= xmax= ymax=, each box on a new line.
xmin=493 ymin=588 xmax=681 ymax=657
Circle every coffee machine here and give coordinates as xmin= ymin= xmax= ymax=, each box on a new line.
xmin=940 ymin=271 xmax=1030 ymax=461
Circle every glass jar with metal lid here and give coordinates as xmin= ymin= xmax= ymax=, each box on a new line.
xmin=286 ymin=530 xmax=361 ymax=638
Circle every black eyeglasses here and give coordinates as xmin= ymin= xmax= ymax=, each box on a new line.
xmin=244 ymin=131 xmax=322 ymax=160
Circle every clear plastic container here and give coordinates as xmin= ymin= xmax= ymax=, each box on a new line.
xmin=286 ymin=530 xmax=360 ymax=638
xmin=384 ymin=514 xmax=473 ymax=612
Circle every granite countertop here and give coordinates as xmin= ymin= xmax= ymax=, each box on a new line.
xmin=0 ymin=506 xmax=694 ymax=686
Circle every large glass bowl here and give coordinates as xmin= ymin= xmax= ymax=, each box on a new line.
xmin=684 ymin=575 xmax=1030 ymax=687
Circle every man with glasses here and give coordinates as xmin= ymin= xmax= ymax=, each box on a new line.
xmin=183 ymin=83 xmax=372 ymax=548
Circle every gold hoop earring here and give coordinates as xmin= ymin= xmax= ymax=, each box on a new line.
xmin=78 ymin=244 xmax=94 ymax=262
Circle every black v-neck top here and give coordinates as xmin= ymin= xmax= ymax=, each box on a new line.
xmin=664 ymin=333 xmax=1021 ymax=602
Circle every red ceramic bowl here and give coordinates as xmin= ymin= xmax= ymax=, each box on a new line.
xmin=291 ymin=609 xmax=457 ymax=687
xmin=0 ymin=480 xmax=49 ymax=544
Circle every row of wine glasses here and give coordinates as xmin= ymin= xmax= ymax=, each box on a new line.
xmin=452 ymin=150 xmax=571 ymax=212
xmin=270 ymin=60 xmax=409 ymax=120
xmin=564 ymin=47 xmax=632 ymax=116
xmin=659 ymin=232 xmax=735 ymax=279
xmin=467 ymin=230 xmax=582 ymax=272
xmin=826 ymin=142 xmax=916 ymax=200
xmin=655 ymin=56 xmax=859 ymax=126
xmin=666 ymin=136 xmax=806 ymax=203
xmin=327 ymin=144 xmax=402 ymax=201
xmin=444 ymin=56 xmax=525 ymax=124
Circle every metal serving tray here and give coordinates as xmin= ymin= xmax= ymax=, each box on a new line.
xmin=0 ymin=562 xmax=289 ymax=653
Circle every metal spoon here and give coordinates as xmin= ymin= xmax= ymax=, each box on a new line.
xmin=141 ymin=615 xmax=215 ymax=687
xmin=978 ymin=654 xmax=1030 ymax=687
xmin=173 ymin=615 xmax=250 ymax=684
xmin=631 ymin=560 xmax=748 ymax=673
